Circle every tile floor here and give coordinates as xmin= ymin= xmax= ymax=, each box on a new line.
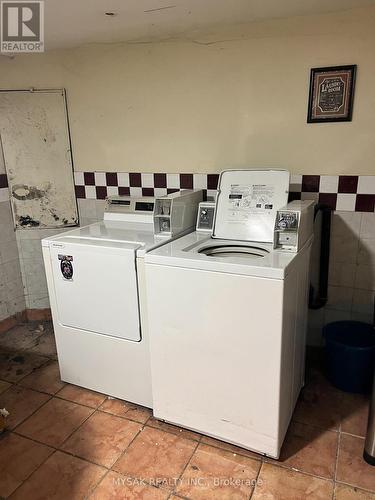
xmin=0 ymin=322 xmax=374 ymax=499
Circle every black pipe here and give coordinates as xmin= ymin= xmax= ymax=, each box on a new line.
xmin=309 ymin=204 xmax=332 ymax=310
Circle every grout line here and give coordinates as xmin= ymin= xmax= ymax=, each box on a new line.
xmin=262 ymin=459 xmax=336 ymax=484
xmin=333 ymin=429 xmax=341 ymax=487
xmin=249 ymin=460 xmax=263 ymax=499
xmin=335 ymin=479 xmax=375 ymax=495
xmin=169 ymin=438 xmax=200 ymax=496
xmin=9 ymin=446 xmax=56 ymax=498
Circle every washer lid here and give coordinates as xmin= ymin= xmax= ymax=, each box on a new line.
xmin=212 ymin=169 xmax=290 ymax=243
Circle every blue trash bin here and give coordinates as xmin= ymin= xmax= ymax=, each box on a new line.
xmin=323 ymin=321 xmax=375 ymax=394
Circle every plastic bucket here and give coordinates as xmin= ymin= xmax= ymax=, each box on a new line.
xmin=323 ymin=321 xmax=375 ymax=393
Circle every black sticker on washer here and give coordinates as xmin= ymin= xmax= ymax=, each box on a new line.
xmin=58 ymin=255 xmax=74 ymax=280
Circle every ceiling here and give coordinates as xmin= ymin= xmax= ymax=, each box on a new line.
xmin=44 ymin=0 xmax=375 ymax=49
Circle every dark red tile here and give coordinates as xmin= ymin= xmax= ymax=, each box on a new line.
xmin=302 ymin=175 xmax=320 ymax=192
xmin=75 ymin=185 xmax=86 ymax=198
xmin=84 ymin=172 xmax=95 ymax=185
xmin=288 ymin=192 xmax=301 ymax=202
xmin=95 ymin=186 xmax=107 ymax=199
xmin=180 ymin=174 xmax=193 ymax=189
xmin=0 ymin=174 xmax=8 ymax=188
xmin=142 ymin=188 xmax=154 ymax=197
xmin=118 ymin=186 xmax=130 ymax=196
xmin=355 ymin=194 xmax=375 ymax=212
xmin=319 ymin=193 xmax=337 ymax=210
xmin=154 ymin=173 xmax=167 ymax=188
xmin=207 ymin=174 xmax=219 ymax=190
xmin=167 ymin=188 xmax=179 ymax=194
xmin=106 ymin=172 xmax=118 ymax=186
xmin=129 ymin=173 xmax=141 ymax=187
xmin=338 ymin=175 xmax=358 ymax=193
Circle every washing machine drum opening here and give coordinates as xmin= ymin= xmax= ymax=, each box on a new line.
xmin=199 ymin=245 xmax=269 ymax=259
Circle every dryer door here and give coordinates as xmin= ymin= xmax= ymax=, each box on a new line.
xmin=49 ymin=240 xmax=141 ymax=341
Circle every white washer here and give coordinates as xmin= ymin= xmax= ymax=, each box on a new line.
xmin=42 ymin=192 xmax=202 ymax=408
xmin=145 ymin=170 xmax=313 ymax=458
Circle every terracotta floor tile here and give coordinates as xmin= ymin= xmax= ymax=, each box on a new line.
xmin=147 ymin=416 xmax=201 ymax=441
xmin=113 ymin=427 xmax=196 ymax=488
xmin=340 ymin=393 xmax=369 ymax=437
xmin=0 ymin=385 xmax=50 ymax=429
xmin=293 ymin=380 xmax=342 ymax=431
xmin=337 ymin=434 xmax=375 ymax=492
xmin=335 ymin=483 xmax=375 ymax=499
xmin=200 ymin=435 xmax=262 ymax=460
xmin=0 ymin=324 xmax=44 ymax=351
xmin=0 ymin=379 xmax=11 ymax=394
xmin=0 ymin=349 xmax=49 ymax=383
xmin=19 ymin=360 xmax=65 ymax=395
xmin=28 ymin=330 xmax=57 ymax=358
xmin=268 ymin=421 xmax=338 ymax=479
xmin=57 ymin=384 xmax=106 ymax=408
xmin=252 ymin=462 xmax=333 ymax=499
xmin=0 ymin=433 xmax=53 ymax=497
xmin=176 ymin=443 xmax=261 ymax=499
xmin=100 ymin=397 xmax=152 ymax=424
xmin=11 ymin=450 xmax=106 ymax=500
xmin=16 ymin=397 xmax=94 ymax=447
xmin=90 ymin=471 xmax=169 ymax=499
xmin=62 ymin=411 xmax=141 ymax=467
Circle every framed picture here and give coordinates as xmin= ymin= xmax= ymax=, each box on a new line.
xmin=307 ymin=65 xmax=356 ymax=123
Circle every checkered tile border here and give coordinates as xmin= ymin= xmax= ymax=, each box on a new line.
xmin=73 ymin=172 xmax=220 ymax=202
xmin=1 ymin=172 xmax=375 ymax=212
xmin=74 ymin=172 xmax=375 ymax=212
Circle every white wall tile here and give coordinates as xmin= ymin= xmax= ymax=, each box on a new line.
xmin=336 ymin=194 xmax=356 ymax=212
xmin=141 ymin=173 xmax=153 ymax=188
xmin=85 ymin=186 xmax=97 ymax=199
xmin=94 ymin=172 xmax=106 ymax=186
xmin=354 ymin=265 xmax=375 ymax=291
xmin=357 ymin=239 xmax=375 ymax=265
xmin=129 ymin=187 xmax=142 ymax=197
xmin=360 ymin=213 xmax=375 ymax=239
xmin=352 ymin=289 xmax=375 ymax=316
xmin=330 ymin=235 xmax=359 ymax=264
xmin=326 ymin=286 xmax=353 ymax=311
xmin=107 ymin=186 xmax=119 ymax=197
xmin=167 ymin=174 xmax=180 ymax=189
xmin=74 ymin=171 xmax=84 ymax=185
xmin=319 ymin=176 xmax=339 ymax=193
xmin=331 ymin=211 xmax=362 ymax=238
xmin=117 ymin=173 xmax=129 ymax=187
xmin=193 ymin=174 xmax=207 ymax=190
xmin=329 ymin=262 xmax=356 ymax=288
xmin=154 ymin=188 xmax=168 ymax=197
xmin=357 ymin=176 xmax=375 ymax=194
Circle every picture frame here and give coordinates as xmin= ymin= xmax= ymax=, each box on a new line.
xmin=307 ymin=65 xmax=357 ymax=123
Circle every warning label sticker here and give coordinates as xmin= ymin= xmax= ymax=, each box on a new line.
xmin=226 ymin=184 xmax=275 ymax=222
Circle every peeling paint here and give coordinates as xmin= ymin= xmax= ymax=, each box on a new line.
xmin=18 ymin=215 xmax=40 ymax=227
xmin=12 ymin=184 xmax=46 ymax=201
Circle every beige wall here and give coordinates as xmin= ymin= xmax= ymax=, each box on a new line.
xmin=0 ymin=7 xmax=374 ymax=174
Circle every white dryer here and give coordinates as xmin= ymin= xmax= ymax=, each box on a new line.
xmin=42 ymin=191 xmax=202 ymax=407
xmin=144 ymin=170 xmax=314 ymax=457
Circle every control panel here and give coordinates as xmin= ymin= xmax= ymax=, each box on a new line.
xmin=196 ymin=202 xmax=216 ymax=233
xmin=274 ymin=200 xmax=314 ymax=252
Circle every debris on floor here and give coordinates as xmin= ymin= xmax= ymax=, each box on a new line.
xmin=0 ymin=408 xmax=10 ymax=433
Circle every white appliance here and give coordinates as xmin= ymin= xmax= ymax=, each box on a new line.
xmin=42 ymin=190 xmax=202 ymax=407
xmin=144 ymin=169 xmax=314 ymax=458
